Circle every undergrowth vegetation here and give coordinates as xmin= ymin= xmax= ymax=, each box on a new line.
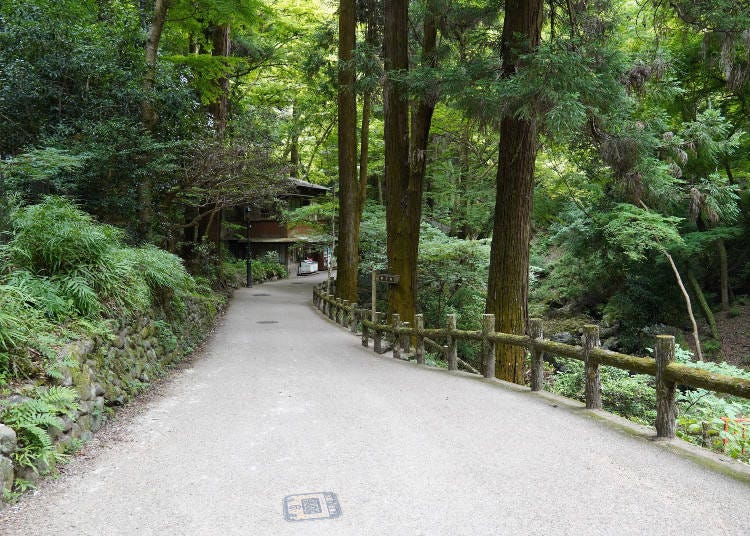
xmin=0 ymin=386 xmax=78 ymax=476
xmin=0 ymin=197 xmax=230 ymax=484
xmin=0 ymin=197 xmax=213 ymax=384
xmin=252 ymin=251 xmax=289 ymax=282
xmin=550 ymin=345 xmax=750 ymax=462
xmin=357 ymin=203 xmax=750 ymax=463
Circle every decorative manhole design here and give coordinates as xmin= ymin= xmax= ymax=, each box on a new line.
xmin=284 ymin=492 xmax=341 ymax=522
xmin=256 ymin=320 xmax=278 ymax=324
xmin=252 ymin=293 xmax=271 ymax=296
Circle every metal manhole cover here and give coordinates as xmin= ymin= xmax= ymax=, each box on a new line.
xmin=284 ymin=492 xmax=341 ymax=522
xmin=252 ymin=293 xmax=271 ymax=296
xmin=256 ymin=320 xmax=278 ymax=324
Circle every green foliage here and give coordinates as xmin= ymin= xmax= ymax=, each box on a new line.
xmin=1 ymin=386 xmax=78 ymax=473
xmin=551 ymin=346 xmax=750 ymax=461
xmin=0 ymin=197 xmax=208 ymax=380
xmin=600 ymin=204 xmax=683 ymax=261
xmin=251 ymin=251 xmax=289 ymax=282
xmin=551 ymin=359 xmax=657 ymax=424
xmin=3 ymin=196 xmax=120 ymax=275
xmin=0 ymin=148 xmax=89 ymax=201
xmin=359 ymin=204 xmax=491 ymax=366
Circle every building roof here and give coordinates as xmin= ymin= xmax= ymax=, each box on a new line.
xmin=248 ymin=236 xmax=329 ymax=244
xmin=288 ymin=177 xmax=331 ymax=193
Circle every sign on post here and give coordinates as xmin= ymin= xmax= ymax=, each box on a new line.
xmin=372 ymin=271 xmax=400 ymax=322
xmin=377 ymin=273 xmax=400 ymax=284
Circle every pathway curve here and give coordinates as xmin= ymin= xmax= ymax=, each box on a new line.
xmin=2 ymin=273 xmax=749 ymax=535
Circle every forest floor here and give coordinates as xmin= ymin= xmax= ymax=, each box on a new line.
xmin=717 ymin=304 xmax=750 ymax=366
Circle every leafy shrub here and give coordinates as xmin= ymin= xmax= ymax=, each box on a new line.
xmin=551 ymin=345 xmax=750 ymax=462
xmin=550 ymin=358 xmax=657 ymax=424
xmin=0 ymin=386 xmax=78 ymax=473
xmin=250 ymin=251 xmax=288 ymax=282
xmin=0 ymin=197 xmax=205 ymax=380
xmin=2 ymin=196 xmax=120 ymax=275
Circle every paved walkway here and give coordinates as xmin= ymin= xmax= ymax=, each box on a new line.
xmin=2 ymin=274 xmax=750 ymax=535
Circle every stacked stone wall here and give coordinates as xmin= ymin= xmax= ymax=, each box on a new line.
xmin=0 ymin=296 xmax=222 ymax=498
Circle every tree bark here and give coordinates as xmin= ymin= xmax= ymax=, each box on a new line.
xmin=359 ymin=90 xmax=371 ymax=209
xmin=688 ymin=269 xmax=720 ymax=341
xmin=208 ymin=24 xmax=231 ymax=136
xmin=386 ymin=0 xmax=439 ymax=322
xmin=665 ymin=252 xmax=703 ymax=361
xmin=358 ymin=9 xmax=378 ymax=211
xmin=486 ymin=0 xmax=543 ymax=384
xmin=717 ymin=238 xmax=730 ymax=312
xmin=142 ymin=0 xmax=169 ymax=131
xmin=384 ymin=0 xmax=414 ymax=322
xmin=290 ymin=102 xmax=300 ymax=178
xmin=335 ymin=0 xmax=360 ymax=302
xmin=409 ymin=0 xmax=438 ymax=213
xmin=139 ymin=0 xmax=170 ymax=242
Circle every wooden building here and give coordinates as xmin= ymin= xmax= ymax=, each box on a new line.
xmin=224 ymin=178 xmax=331 ymax=276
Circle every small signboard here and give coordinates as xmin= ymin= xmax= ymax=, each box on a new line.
xmin=377 ymin=273 xmax=400 ymax=284
xmin=284 ymin=492 xmax=341 ymax=522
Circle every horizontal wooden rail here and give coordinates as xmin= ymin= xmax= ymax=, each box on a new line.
xmin=312 ymin=281 xmax=750 ymax=439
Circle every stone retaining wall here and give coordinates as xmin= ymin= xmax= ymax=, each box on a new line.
xmin=0 ymin=295 xmax=222 ymax=498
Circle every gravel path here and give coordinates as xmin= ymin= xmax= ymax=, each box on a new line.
xmin=2 ymin=273 xmax=749 ymax=535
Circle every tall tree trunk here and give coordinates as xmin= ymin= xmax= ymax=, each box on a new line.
xmin=639 ymin=200 xmax=704 ymax=361
xmin=208 ymin=24 xmax=231 ymax=136
xmin=139 ymin=0 xmax=170 ymax=242
xmin=387 ymin=0 xmax=439 ymax=320
xmin=290 ymin=101 xmax=300 ymax=178
xmin=486 ymin=0 xmax=543 ymax=384
xmin=717 ymin=238 xmax=730 ymax=312
xmin=202 ymin=24 xmax=231 ymax=257
xmin=665 ymin=252 xmax=703 ymax=361
xmin=335 ymin=0 xmax=360 ymax=302
xmin=688 ymin=269 xmax=720 ymax=341
xmin=409 ymin=0 xmax=438 ymax=211
xmin=359 ymin=90 xmax=371 ymax=209
xmin=358 ymin=8 xmax=378 ymax=212
xmin=384 ymin=0 xmax=415 ymax=322
xmin=142 ymin=0 xmax=169 ymax=131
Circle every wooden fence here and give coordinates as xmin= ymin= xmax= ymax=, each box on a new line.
xmin=312 ymin=282 xmax=750 ymax=439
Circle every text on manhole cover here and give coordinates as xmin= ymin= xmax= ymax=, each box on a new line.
xmin=283 ymin=492 xmax=341 ymax=521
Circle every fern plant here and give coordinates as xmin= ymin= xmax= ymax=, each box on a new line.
xmin=1 ymin=386 xmax=79 ymax=473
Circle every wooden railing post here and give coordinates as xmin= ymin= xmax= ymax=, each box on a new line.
xmin=327 ymin=297 xmax=335 ymax=320
xmin=374 ymin=312 xmax=383 ymax=354
xmin=482 ymin=314 xmax=495 ymax=378
xmin=583 ymin=324 xmax=601 ymax=409
xmin=342 ymin=300 xmax=350 ymax=326
xmin=446 ymin=314 xmax=457 ymax=371
xmin=361 ymin=315 xmax=369 ymax=347
xmin=371 ymin=270 xmax=377 ymax=322
xmin=350 ymin=303 xmax=358 ymax=333
xmin=655 ymin=334 xmax=677 ymax=439
xmin=530 ymin=318 xmax=544 ymax=391
xmin=415 ymin=314 xmax=425 ymax=365
xmin=337 ymin=299 xmax=345 ymax=324
xmin=392 ymin=314 xmax=401 ymax=360
xmin=401 ymin=321 xmax=411 ymax=355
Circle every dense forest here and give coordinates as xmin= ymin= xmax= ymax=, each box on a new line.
xmin=2 ymin=0 xmax=750 ymax=470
